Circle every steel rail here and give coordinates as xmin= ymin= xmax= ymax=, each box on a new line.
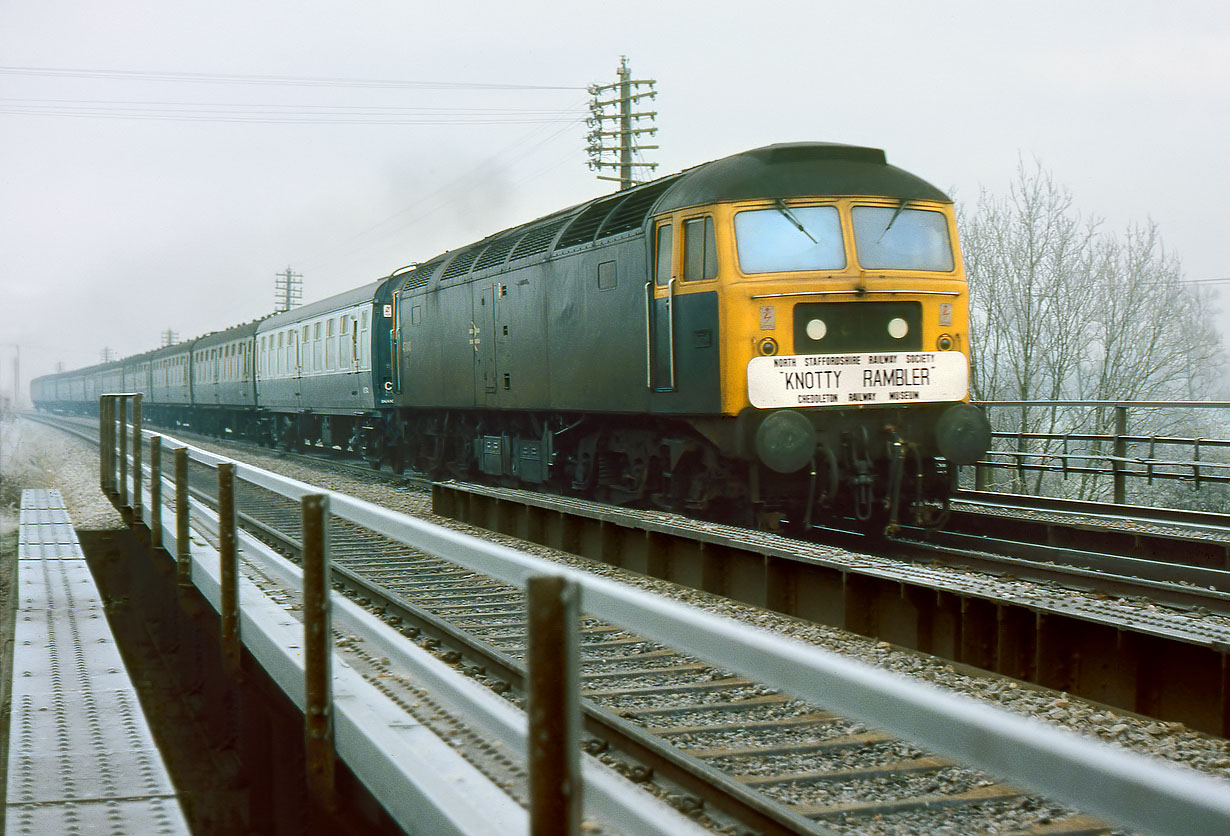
xmin=954 ymin=488 xmax=1230 ymax=532
xmin=31 ymin=411 xmax=1230 ymax=834
xmin=176 ymin=457 xmax=831 ymax=835
xmin=210 ymin=447 xmax=1230 ymax=836
xmin=894 ymin=529 xmax=1230 ymax=613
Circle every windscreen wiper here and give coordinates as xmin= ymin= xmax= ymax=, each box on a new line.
xmin=774 ymin=199 xmax=817 ymax=243
xmin=878 ymin=198 xmax=911 ymax=242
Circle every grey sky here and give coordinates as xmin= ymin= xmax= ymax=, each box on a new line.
xmin=2 ymin=1 xmax=1228 ymax=402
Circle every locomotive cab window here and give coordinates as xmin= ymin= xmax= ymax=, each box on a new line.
xmin=734 ymin=205 xmax=844 ymax=274
xmin=655 ymin=223 xmax=673 ymax=287
xmin=851 ymin=206 xmax=954 ymax=272
xmin=682 ymin=216 xmax=717 ymax=281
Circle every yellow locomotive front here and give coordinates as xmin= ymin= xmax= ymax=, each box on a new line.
xmin=726 ymin=196 xmax=970 ymax=413
xmin=649 ymin=145 xmax=989 ymax=528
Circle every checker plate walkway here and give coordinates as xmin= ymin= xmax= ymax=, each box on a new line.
xmin=6 ymin=489 xmax=189 ymax=835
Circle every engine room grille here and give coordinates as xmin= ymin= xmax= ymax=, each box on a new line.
xmin=441 ymin=247 xmax=482 ymax=281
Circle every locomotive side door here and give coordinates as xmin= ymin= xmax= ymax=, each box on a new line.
xmin=647 ymin=220 xmax=676 ymax=392
xmin=473 ymin=283 xmax=499 ymax=399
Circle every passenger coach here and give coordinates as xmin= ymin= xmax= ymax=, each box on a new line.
xmin=255 ymin=277 xmax=398 ymax=457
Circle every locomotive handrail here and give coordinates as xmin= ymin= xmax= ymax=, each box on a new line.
xmin=643 ymin=280 xmax=652 ymax=388
xmin=666 ymin=276 xmax=677 ymax=391
xmin=105 ymin=407 xmax=1230 ymax=836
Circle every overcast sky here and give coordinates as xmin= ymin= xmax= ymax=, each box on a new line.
xmin=2 ymin=1 xmax=1228 ymax=403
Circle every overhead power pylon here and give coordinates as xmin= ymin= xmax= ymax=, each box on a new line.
xmin=586 ymin=56 xmax=658 ymax=190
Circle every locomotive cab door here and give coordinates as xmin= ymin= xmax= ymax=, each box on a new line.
xmin=647 ymin=221 xmax=676 ymax=392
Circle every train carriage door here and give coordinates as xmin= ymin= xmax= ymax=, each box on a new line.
xmin=388 ymin=293 xmax=400 ymax=396
xmin=473 ymin=283 xmax=498 ymax=398
xmin=648 ymin=220 xmax=676 ymax=391
xmin=341 ymin=313 xmax=355 ymax=408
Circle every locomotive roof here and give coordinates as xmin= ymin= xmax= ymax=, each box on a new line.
xmin=393 ymin=141 xmax=951 ymax=293
xmin=654 ymin=142 xmax=950 ymax=212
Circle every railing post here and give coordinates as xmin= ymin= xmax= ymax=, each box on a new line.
xmin=107 ymin=396 xmax=117 ymax=493
xmin=118 ymin=396 xmax=128 ymax=509
xmin=1113 ymin=405 xmax=1128 ymax=505
xmin=527 ymin=574 xmax=580 ymax=835
xmin=132 ymin=394 xmax=143 ymax=523
xmin=218 ymin=462 xmax=240 ymax=678
xmin=99 ymin=396 xmax=109 ymax=492
xmin=175 ymin=447 xmax=192 ymax=590
xmin=301 ymin=493 xmax=338 ymax=809
xmin=150 ymin=435 xmax=162 ymax=549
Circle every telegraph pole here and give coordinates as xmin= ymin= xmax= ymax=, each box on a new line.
xmin=587 ymin=57 xmax=658 ymax=190
xmin=275 ymin=266 xmax=303 ymax=313
xmin=100 ymin=347 xmax=115 ymax=363
xmin=161 ymin=329 xmax=178 ymax=347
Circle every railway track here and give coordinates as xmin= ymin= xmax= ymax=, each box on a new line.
xmin=27 ymin=412 xmax=1139 ymax=832
xmin=33 ymin=410 xmax=1230 ymax=604
xmin=27 ymin=411 xmax=1230 ymax=733
xmin=177 ymin=456 xmax=1107 ymax=835
xmin=28 ymin=410 xmax=1230 ymax=832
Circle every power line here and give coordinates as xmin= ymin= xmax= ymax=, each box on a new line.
xmin=0 ymin=65 xmax=585 ymax=91
xmin=0 ymin=99 xmax=584 ymax=125
xmin=1 ymin=96 xmax=582 ymax=115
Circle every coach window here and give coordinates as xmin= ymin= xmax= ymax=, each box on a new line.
xmin=682 ymin=216 xmax=718 ymax=281
xmin=340 ymin=315 xmax=351 ymax=368
xmin=326 ymin=318 xmax=336 ymax=370
xmin=655 ymin=223 xmax=673 ymax=287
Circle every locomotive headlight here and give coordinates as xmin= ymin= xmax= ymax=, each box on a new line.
xmin=805 ymin=318 xmax=827 ymax=341
xmin=887 ymin=318 xmax=909 ymax=339
xmin=936 ymin=333 xmax=954 ymax=351
xmin=758 ymin=337 xmax=779 ymax=356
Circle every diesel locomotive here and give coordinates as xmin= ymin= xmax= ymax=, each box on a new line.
xmin=32 ymin=142 xmax=990 ymax=530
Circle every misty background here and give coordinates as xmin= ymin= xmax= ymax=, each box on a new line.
xmin=2 ymin=1 xmax=1228 ymax=405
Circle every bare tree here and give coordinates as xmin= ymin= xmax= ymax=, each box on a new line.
xmin=960 ymin=159 xmax=1226 ymax=501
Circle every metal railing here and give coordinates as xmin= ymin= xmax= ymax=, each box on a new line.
xmin=97 ymin=394 xmax=1230 ymax=836
xmin=971 ymin=400 xmax=1230 ymax=507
